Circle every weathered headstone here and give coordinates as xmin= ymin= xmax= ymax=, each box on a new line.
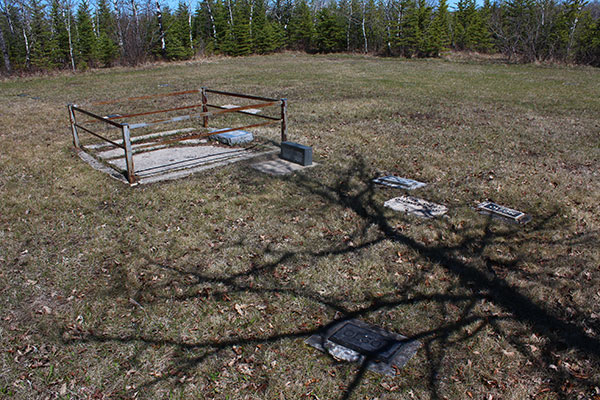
xmin=280 ymin=142 xmax=313 ymax=166
xmin=373 ymin=176 xmax=426 ymax=190
xmin=477 ymin=202 xmax=531 ymax=224
xmin=306 ymin=319 xmax=420 ymax=376
xmin=384 ymin=196 xmax=448 ymax=218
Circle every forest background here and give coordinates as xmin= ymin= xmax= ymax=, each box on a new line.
xmin=1 ymin=0 xmax=599 ymax=75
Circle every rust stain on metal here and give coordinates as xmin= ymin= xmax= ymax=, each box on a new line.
xmin=69 ymin=88 xmax=288 ymax=186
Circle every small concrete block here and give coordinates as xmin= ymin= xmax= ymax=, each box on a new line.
xmin=305 ymin=319 xmax=420 ymax=376
xmin=280 ymin=141 xmax=312 ymax=166
xmin=384 ymin=196 xmax=448 ymax=218
xmin=251 ymin=158 xmax=316 ymax=176
xmin=210 ymin=129 xmax=254 ymax=146
xmin=477 ymin=201 xmax=531 ymax=224
xmin=373 ymin=175 xmax=427 ymax=190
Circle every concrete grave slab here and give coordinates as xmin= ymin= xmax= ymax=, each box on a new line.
xmin=78 ymin=128 xmax=277 ymax=185
xmin=373 ymin=175 xmax=426 ymax=190
xmin=477 ymin=201 xmax=531 ymax=224
xmin=251 ymin=158 xmax=317 ymax=176
xmin=306 ymin=319 xmax=420 ymax=376
xmin=384 ymin=196 xmax=448 ymax=218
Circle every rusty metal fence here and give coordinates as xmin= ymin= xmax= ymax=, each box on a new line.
xmin=68 ymin=88 xmax=288 ymax=184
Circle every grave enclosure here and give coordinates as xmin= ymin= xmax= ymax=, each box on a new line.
xmin=68 ymin=88 xmax=288 ymax=184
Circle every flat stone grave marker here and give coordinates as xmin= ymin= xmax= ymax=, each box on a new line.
xmin=209 ymin=129 xmax=254 ymax=146
xmin=373 ymin=175 xmax=426 ymax=190
xmin=222 ymin=104 xmax=261 ymax=115
xmin=384 ymin=196 xmax=448 ymax=218
xmin=477 ymin=201 xmax=531 ymax=224
xmin=306 ymin=319 xmax=420 ymax=376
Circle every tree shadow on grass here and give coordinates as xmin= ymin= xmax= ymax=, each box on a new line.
xmin=62 ymin=158 xmax=600 ymax=399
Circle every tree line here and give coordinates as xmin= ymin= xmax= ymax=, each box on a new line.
xmin=1 ymin=0 xmax=599 ymax=74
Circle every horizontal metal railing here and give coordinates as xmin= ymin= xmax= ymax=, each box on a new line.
xmin=69 ymin=87 xmax=288 ymax=185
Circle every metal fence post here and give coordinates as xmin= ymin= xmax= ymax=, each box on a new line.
xmin=281 ymin=98 xmax=287 ymax=142
xmin=68 ymin=104 xmax=81 ymax=149
xmin=202 ymin=87 xmax=208 ymax=128
xmin=122 ymin=123 xmax=136 ymax=184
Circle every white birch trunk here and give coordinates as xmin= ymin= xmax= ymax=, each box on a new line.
xmin=63 ymin=6 xmax=76 ymax=71
xmin=206 ymin=0 xmax=217 ymax=45
xmin=188 ymin=0 xmax=193 ymax=50
xmin=361 ymin=0 xmax=367 ymax=53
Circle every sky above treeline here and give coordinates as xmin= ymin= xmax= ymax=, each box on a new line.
xmin=159 ymin=0 xmax=483 ymax=13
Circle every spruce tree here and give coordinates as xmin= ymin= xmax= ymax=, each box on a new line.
xmin=48 ymin=0 xmax=71 ymax=68
xmin=213 ymin=0 xmax=235 ymax=54
xmin=230 ymin=0 xmax=252 ymax=55
xmin=76 ymin=0 xmax=97 ymax=68
xmin=96 ymin=0 xmax=119 ymax=65
xmin=29 ymin=0 xmax=53 ymax=69
xmin=315 ymin=6 xmax=345 ymax=52
xmin=574 ymin=12 xmax=599 ymax=65
xmin=251 ymin=0 xmax=270 ymax=53
xmin=396 ymin=0 xmax=420 ymax=57
xmin=502 ymin=0 xmax=538 ymax=60
xmin=430 ymin=0 xmax=450 ymax=51
xmin=164 ymin=2 xmax=194 ymax=59
xmin=288 ymin=0 xmax=315 ymax=51
xmin=414 ymin=0 xmax=432 ymax=56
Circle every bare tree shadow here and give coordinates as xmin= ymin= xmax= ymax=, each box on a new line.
xmin=60 ymin=157 xmax=600 ymax=399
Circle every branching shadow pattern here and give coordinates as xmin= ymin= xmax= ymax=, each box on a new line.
xmin=62 ymin=158 xmax=600 ymax=399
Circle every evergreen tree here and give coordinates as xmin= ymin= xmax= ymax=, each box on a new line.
xmin=574 ymin=11 xmax=599 ymax=65
xmin=165 ymin=1 xmax=194 ymax=59
xmin=424 ymin=0 xmax=450 ymax=56
xmin=453 ymin=0 xmax=491 ymax=52
xmin=396 ymin=0 xmax=420 ymax=57
xmin=29 ymin=0 xmax=53 ymax=69
xmin=288 ymin=0 xmax=315 ymax=51
xmin=193 ymin=0 xmax=215 ymax=52
xmin=48 ymin=0 xmax=71 ymax=68
xmin=230 ymin=0 xmax=252 ymax=55
xmin=315 ymin=6 xmax=345 ymax=52
xmin=96 ymin=0 xmax=119 ymax=65
xmin=453 ymin=0 xmax=472 ymax=49
xmin=213 ymin=0 xmax=236 ymax=54
xmin=76 ymin=0 xmax=97 ymax=67
xmin=251 ymin=0 xmax=270 ymax=52
xmin=414 ymin=0 xmax=432 ymax=55
xmin=0 ymin=18 xmax=10 ymax=73
xmin=502 ymin=0 xmax=538 ymax=60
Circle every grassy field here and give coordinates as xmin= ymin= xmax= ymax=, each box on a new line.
xmin=1 ymin=53 xmax=599 ymax=400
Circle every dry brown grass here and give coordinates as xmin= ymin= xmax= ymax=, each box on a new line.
xmin=0 ymin=53 xmax=599 ymax=400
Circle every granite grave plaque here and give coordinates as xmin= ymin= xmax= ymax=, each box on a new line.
xmin=477 ymin=201 xmax=531 ymax=224
xmin=329 ymin=322 xmax=402 ymax=362
xmin=306 ymin=319 xmax=420 ymax=376
xmin=384 ymin=196 xmax=448 ymax=218
xmin=373 ymin=176 xmax=427 ymax=190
